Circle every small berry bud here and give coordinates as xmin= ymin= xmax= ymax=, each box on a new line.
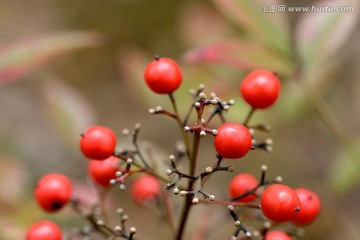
xmin=227 ymin=166 xmax=235 ymax=172
xmin=210 ymin=99 xmax=218 ymax=104
xmin=227 ymin=205 xmax=234 ymax=211
xmin=245 ymin=232 xmax=251 ymax=237
xmin=275 ymin=176 xmax=283 ymax=183
xmin=231 ymin=236 xmax=237 ymax=240
xmin=109 ymin=179 xmax=117 ymax=185
xmin=184 ymin=126 xmax=191 ymax=132
xmin=199 ymin=83 xmax=205 ymax=90
xmin=199 ymin=92 xmax=206 ymax=99
xmin=117 ymin=208 xmax=124 ymax=214
xmin=129 ymin=227 xmax=136 ymax=233
xmin=165 ymin=169 xmax=172 ymax=175
xmin=200 ymin=130 xmax=206 ymax=136
xmin=180 ymin=191 xmax=187 ymax=196
xmin=122 ymin=128 xmax=130 ymax=135
xmin=114 ymin=226 xmax=121 ymax=232
xmin=205 ymin=167 xmax=213 ymax=173
xmin=229 ymin=99 xmax=235 ymax=105
xmin=223 ymin=105 xmax=230 ymax=111
xmin=192 ymin=197 xmax=199 ymax=204
xmin=194 ymin=102 xmax=201 ymax=108
xmin=155 ymin=106 xmax=163 ymax=112
xmin=234 ymin=220 xmax=241 ymax=226
xmin=211 ymin=129 xmax=218 ymax=136
xmin=97 ymin=220 xmax=104 ymax=226
xmin=173 ymin=188 xmax=179 ymax=194
xmin=126 ymin=158 xmax=133 ymax=164
xmin=261 ymin=165 xmax=268 ymax=171
xmin=209 ymin=195 xmax=215 ymax=201
xmin=265 ymin=138 xmax=273 ymax=145
xmin=115 ymin=171 xmax=122 ymax=177
xmin=169 ymin=155 xmax=175 ymax=161
xmin=266 ymin=145 xmax=273 ymax=152
xmin=119 ymin=183 xmax=126 ymax=190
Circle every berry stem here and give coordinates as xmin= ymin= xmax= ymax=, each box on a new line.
xmin=169 ymin=93 xmax=192 ymax=159
xmin=243 ymin=107 xmax=255 ymax=127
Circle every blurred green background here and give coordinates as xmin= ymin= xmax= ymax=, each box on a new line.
xmin=1 ymin=0 xmax=360 ymax=239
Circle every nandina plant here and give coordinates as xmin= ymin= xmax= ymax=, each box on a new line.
xmin=27 ymin=57 xmax=321 ymax=240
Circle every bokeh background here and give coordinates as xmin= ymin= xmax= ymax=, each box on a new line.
xmin=1 ymin=0 xmax=360 ymax=239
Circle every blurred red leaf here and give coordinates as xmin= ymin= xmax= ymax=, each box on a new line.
xmin=0 ymin=31 xmax=103 ymax=84
xmin=183 ymin=39 xmax=293 ymax=75
xmin=212 ymin=0 xmax=290 ymax=55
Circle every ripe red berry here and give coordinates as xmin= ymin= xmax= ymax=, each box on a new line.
xmin=214 ymin=122 xmax=252 ymax=159
xmin=265 ymin=230 xmax=292 ymax=240
xmin=144 ymin=57 xmax=182 ymax=94
xmin=131 ymin=175 xmax=160 ymax=205
xmin=229 ymin=173 xmax=259 ymax=202
xmin=26 ymin=220 xmax=62 ymax=240
xmin=80 ymin=126 xmax=117 ymax=160
xmin=240 ymin=69 xmax=280 ymax=109
xmin=291 ymin=188 xmax=321 ymax=226
xmin=35 ymin=173 xmax=72 ymax=212
xmin=88 ymin=156 xmax=120 ymax=187
xmin=261 ymin=184 xmax=300 ymax=222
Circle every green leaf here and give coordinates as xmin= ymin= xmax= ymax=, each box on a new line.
xmin=328 ymin=142 xmax=360 ymax=195
xmin=0 ymin=31 xmax=102 ymax=84
xmin=296 ymin=0 xmax=358 ymax=67
xmin=41 ymin=76 xmax=97 ymax=148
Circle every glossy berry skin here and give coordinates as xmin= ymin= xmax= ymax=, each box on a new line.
xmin=131 ymin=175 xmax=160 ymax=205
xmin=240 ymin=69 xmax=280 ymax=109
xmin=214 ymin=122 xmax=252 ymax=159
xmin=80 ymin=126 xmax=117 ymax=160
xmin=144 ymin=57 xmax=182 ymax=94
xmin=229 ymin=173 xmax=259 ymax=202
xmin=265 ymin=230 xmax=292 ymax=240
xmin=26 ymin=220 xmax=62 ymax=240
xmin=261 ymin=184 xmax=300 ymax=222
xmin=88 ymin=156 xmax=120 ymax=187
xmin=35 ymin=173 xmax=72 ymax=212
xmin=292 ymin=188 xmax=321 ymax=226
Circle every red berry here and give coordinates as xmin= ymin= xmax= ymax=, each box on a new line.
xmin=26 ymin=220 xmax=62 ymax=240
xmin=214 ymin=122 xmax=252 ymax=159
xmin=88 ymin=156 xmax=120 ymax=187
xmin=80 ymin=126 xmax=117 ymax=160
xmin=229 ymin=173 xmax=259 ymax=202
xmin=261 ymin=184 xmax=300 ymax=222
xmin=292 ymin=188 xmax=321 ymax=226
xmin=265 ymin=230 xmax=292 ymax=240
xmin=35 ymin=173 xmax=72 ymax=212
xmin=131 ymin=175 xmax=160 ymax=205
xmin=144 ymin=57 xmax=182 ymax=94
xmin=240 ymin=69 xmax=280 ymax=109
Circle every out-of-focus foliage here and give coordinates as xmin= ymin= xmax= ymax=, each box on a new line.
xmin=1 ymin=0 xmax=360 ymax=239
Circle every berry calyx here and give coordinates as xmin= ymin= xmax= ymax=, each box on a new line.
xmin=26 ymin=220 xmax=62 ymax=240
xmin=291 ymin=188 xmax=321 ymax=226
xmin=240 ymin=69 xmax=280 ymax=109
xmin=35 ymin=173 xmax=72 ymax=212
xmin=80 ymin=125 xmax=117 ymax=160
xmin=131 ymin=175 xmax=160 ymax=205
xmin=88 ymin=156 xmax=120 ymax=187
xmin=144 ymin=57 xmax=182 ymax=94
xmin=214 ymin=122 xmax=252 ymax=159
xmin=229 ymin=173 xmax=259 ymax=202
xmin=261 ymin=184 xmax=300 ymax=222
xmin=265 ymin=230 xmax=292 ymax=240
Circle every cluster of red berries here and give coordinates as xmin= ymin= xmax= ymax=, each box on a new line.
xmin=26 ymin=56 xmax=321 ymax=240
